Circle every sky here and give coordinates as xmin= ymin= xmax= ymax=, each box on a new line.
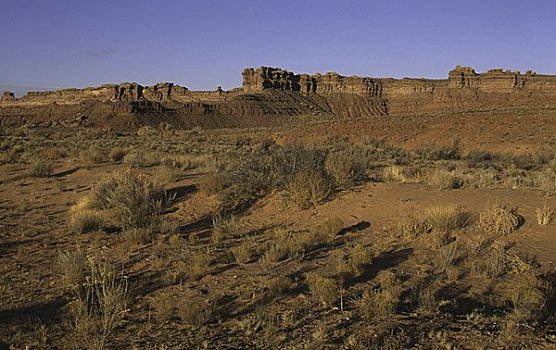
xmin=1 ymin=0 xmax=556 ymax=96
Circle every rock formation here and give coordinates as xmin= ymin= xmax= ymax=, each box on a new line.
xmin=2 ymin=65 xmax=556 ymax=129
xmin=1 ymin=91 xmax=15 ymax=101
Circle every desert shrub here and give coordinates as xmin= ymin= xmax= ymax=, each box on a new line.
xmin=536 ymin=203 xmax=553 ymax=225
xmin=466 ymin=241 xmax=511 ymax=278
xmin=286 ymin=170 xmax=334 ymax=209
xmin=108 ymin=147 xmax=127 ymax=162
xmin=215 ymin=144 xmax=334 ymax=210
xmin=425 ymin=168 xmax=463 ymax=189
xmin=211 ymin=214 xmax=238 ymax=244
xmin=177 ymin=299 xmax=210 ymax=328
xmin=69 ymin=209 xmax=104 ymax=233
xmin=123 ymin=151 xmax=158 ymax=168
xmin=122 ymin=227 xmax=154 ymax=245
xmin=334 ymin=256 xmax=356 ymax=288
xmin=417 ymin=283 xmax=438 ymax=313
xmin=57 ymin=247 xmax=87 ymax=287
xmin=42 ymin=147 xmax=68 ymax=160
xmin=188 ymin=250 xmax=212 ymax=278
xmin=137 ymin=125 xmax=157 ymax=136
xmin=69 ymin=260 xmax=128 ymax=350
xmin=324 ymin=148 xmax=366 ymax=187
xmin=533 ymin=168 xmax=556 ymax=195
xmin=0 ymin=148 xmax=20 ymax=164
xmin=233 ymin=135 xmax=252 ymax=146
xmin=423 ymin=204 xmax=471 ymax=233
xmin=430 ymin=242 xmax=460 ymax=273
xmin=466 ymin=149 xmax=498 ymax=168
xmin=416 ymin=139 xmax=461 ymax=161
xmin=305 ymin=273 xmax=339 ymax=307
xmin=478 ymin=203 xmax=521 ymax=236
xmin=261 ymin=242 xmax=289 ymax=266
xmin=316 ymin=217 xmax=344 ymax=245
xmin=161 ymin=154 xmax=196 ymax=170
xmin=426 ymin=230 xmax=452 ymax=249
xmin=501 ymin=152 xmax=535 ymax=171
xmin=158 ymin=218 xmax=180 ymax=235
xmin=199 ymin=173 xmax=230 ymax=196
xmin=285 ymin=229 xmax=324 ymax=259
xmin=382 ymin=165 xmax=421 ymax=183
xmin=156 ymin=165 xmax=180 ymax=184
xmin=398 ymin=214 xmax=432 ymax=239
xmin=29 ymin=159 xmax=53 ymax=177
xmin=231 ymin=240 xmax=254 ymax=264
xmin=89 ymin=170 xmax=166 ymax=229
xmin=80 ymin=145 xmax=105 ymax=164
xmin=267 ymin=275 xmax=292 ymax=298
xmin=151 ymin=292 xmax=177 ymax=322
xmin=357 ymin=272 xmax=400 ymax=319
xmin=260 ymin=230 xmax=291 ymax=265
xmin=349 ymin=244 xmax=373 ymax=275
xmin=508 ymin=274 xmax=553 ymax=320
xmin=463 ymin=168 xmax=499 ymax=188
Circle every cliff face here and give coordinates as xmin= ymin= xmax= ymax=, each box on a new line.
xmin=242 ymin=66 xmax=556 ymax=114
xmin=2 ymin=65 xmax=556 ymax=128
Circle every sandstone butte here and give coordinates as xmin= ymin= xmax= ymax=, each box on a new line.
xmin=1 ymin=66 xmax=556 ymax=129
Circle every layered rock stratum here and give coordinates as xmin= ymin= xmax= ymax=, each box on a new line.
xmin=1 ymin=66 xmax=556 ymax=128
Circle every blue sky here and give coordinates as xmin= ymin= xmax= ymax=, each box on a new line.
xmin=1 ymin=0 xmax=555 ymax=95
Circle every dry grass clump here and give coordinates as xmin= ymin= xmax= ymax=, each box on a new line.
xmin=231 ymin=240 xmax=255 ymax=264
xmin=425 ymin=168 xmax=463 ymax=190
xmin=177 ymin=299 xmax=210 ymax=328
xmin=424 ymin=204 xmax=471 ymax=233
xmin=383 ymin=165 xmax=422 ymax=183
xmin=69 ymin=209 xmax=104 ymax=233
xmin=536 ymin=203 xmax=553 ymax=225
xmin=416 ymin=140 xmax=462 ymax=161
xmin=286 ymin=170 xmax=333 ymax=209
xmin=188 ymin=250 xmax=213 ymax=278
xmin=155 ymin=165 xmax=180 ymax=184
xmin=467 ymin=241 xmax=511 ymax=278
xmin=88 ymin=170 xmax=166 ymax=229
xmin=349 ymin=244 xmax=373 ymax=275
xmin=123 ymin=150 xmax=158 ymax=168
xmin=478 ymin=203 xmax=521 ymax=235
xmin=57 ymin=247 xmax=87 ymax=287
xmin=357 ymin=272 xmax=401 ymax=319
xmin=29 ymin=159 xmax=53 ymax=177
xmin=261 ymin=227 xmax=328 ymax=265
xmin=507 ymin=274 xmax=553 ymax=320
xmin=150 ymin=292 xmax=177 ymax=322
xmin=417 ymin=283 xmax=439 ymax=313
xmin=80 ymin=145 xmax=105 ymax=164
xmin=324 ymin=149 xmax=365 ymax=187
xmin=68 ymin=258 xmax=128 ymax=350
xmin=198 ymin=173 xmax=228 ymax=196
xmin=398 ymin=214 xmax=432 ymax=239
xmin=463 ymin=168 xmax=499 ymax=189
xmin=267 ymin=275 xmax=293 ymax=298
xmin=316 ymin=217 xmax=344 ymax=245
xmin=261 ymin=243 xmax=289 ymax=266
xmin=211 ymin=214 xmax=238 ymax=244
xmin=108 ymin=147 xmax=127 ymax=162
xmin=305 ymin=273 xmax=339 ymax=307
xmin=430 ymin=242 xmax=460 ymax=273
xmin=122 ymin=227 xmax=154 ymax=245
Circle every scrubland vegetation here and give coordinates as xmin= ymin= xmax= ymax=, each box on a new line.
xmin=0 ymin=125 xmax=555 ymax=349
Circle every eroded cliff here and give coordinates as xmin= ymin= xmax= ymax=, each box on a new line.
xmin=2 ymin=65 xmax=556 ymax=128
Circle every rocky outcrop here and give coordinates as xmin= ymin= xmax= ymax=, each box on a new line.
xmin=1 ymin=91 xmax=15 ymax=101
xmin=2 ymin=65 xmax=556 ymax=129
